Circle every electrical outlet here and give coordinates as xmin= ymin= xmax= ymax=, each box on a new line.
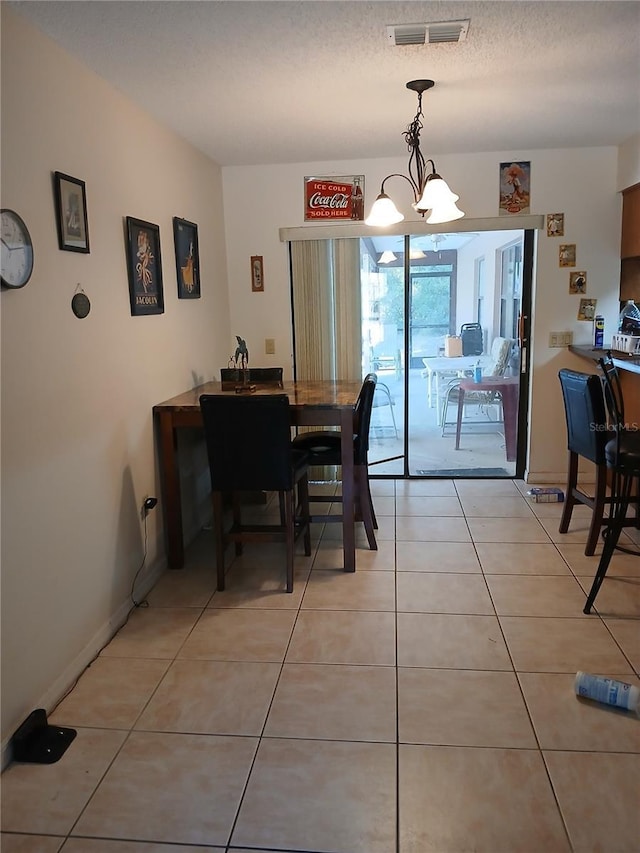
xmin=265 ymin=338 xmax=275 ymax=355
xmin=549 ymin=331 xmax=573 ymax=347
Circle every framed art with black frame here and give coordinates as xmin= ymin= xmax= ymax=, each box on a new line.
xmin=125 ymin=216 xmax=164 ymax=316
xmin=173 ymin=217 xmax=200 ymax=298
xmin=53 ymin=172 xmax=90 ymax=253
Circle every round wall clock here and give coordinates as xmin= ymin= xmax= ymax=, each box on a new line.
xmin=1 ymin=208 xmax=34 ymax=289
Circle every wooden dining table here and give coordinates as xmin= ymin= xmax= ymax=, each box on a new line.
xmin=153 ymin=378 xmax=364 ymax=573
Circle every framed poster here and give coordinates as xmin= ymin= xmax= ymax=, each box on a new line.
xmin=577 ymin=297 xmax=596 ymax=321
xmin=499 ymin=161 xmax=531 ymax=215
xmin=173 ymin=217 xmax=200 ymax=299
xmin=125 ymin=217 xmax=164 ymax=316
xmin=251 ymin=255 xmax=264 ymax=292
xmin=546 ymin=212 xmax=564 ymax=237
xmin=53 ymin=172 xmax=90 ymax=253
xmin=304 ymin=175 xmax=364 ymax=221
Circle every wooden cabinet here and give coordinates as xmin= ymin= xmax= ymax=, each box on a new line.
xmin=621 ymin=183 xmax=640 ymax=259
xmin=620 ymin=183 xmax=640 ymax=302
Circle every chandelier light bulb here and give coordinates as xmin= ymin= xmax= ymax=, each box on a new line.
xmin=365 ymin=193 xmax=405 ymax=227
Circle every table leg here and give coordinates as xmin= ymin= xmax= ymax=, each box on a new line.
xmin=427 ymin=370 xmax=434 ymax=408
xmin=340 ymin=407 xmax=356 ymax=572
xmin=156 ymin=411 xmax=185 ymax=570
xmin=455 ymin=388 xmax=466 ymax=450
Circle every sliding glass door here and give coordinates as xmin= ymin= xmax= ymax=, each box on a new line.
xmin=289 ymin=226 xmax=533 ymax=478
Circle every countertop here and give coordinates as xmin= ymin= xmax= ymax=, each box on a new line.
xmin=569 ymin=345 xmax=640 ymax=375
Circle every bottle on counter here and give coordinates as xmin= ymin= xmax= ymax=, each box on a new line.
xmin=617 ymin=300 xmax=640 ymax=335
xmin=594 ymin=315 xmax=604 ymax=348
xmin=473 ymin=361 xmax=482 ymax=383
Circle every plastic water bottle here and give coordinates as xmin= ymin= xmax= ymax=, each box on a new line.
xmin=574 ymin=672 xmax=640 ymax=714
xmin=473 ymin=361 xmax=482 ymax=383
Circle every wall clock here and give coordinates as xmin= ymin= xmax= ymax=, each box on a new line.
xmin=1 ymin=208 xmax=34 ymax=288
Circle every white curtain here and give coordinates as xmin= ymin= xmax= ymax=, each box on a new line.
xmin=291 ymin=238 xmax=361 ymax=380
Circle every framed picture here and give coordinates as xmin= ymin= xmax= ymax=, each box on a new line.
xmin=559 ymin=244 xmax=576 ymax=267
xmin=125 ymin=217 xmax=164 ymax=316
xmin=546 ymin=212 xmax=564 ymax=237
xmin=570 ymin=270 xmax=588 ymax=294
xmin=577 ymin=297 xmax=596 ymax=321
xmin=251 ymin=255 xmax=264 ymax=292
xmin=53 ymin=172 xmax=90 ymax=253
xmin=304 ymin=175 xmax=365 ymax=221
xmin=173 ymin=217 xmax=200 ymax=299
xmin=499 ymin=161 xmax=530 ymax=215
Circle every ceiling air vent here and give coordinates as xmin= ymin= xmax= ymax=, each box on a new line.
xmin=386 ymin=19 xmax=470 ymax=46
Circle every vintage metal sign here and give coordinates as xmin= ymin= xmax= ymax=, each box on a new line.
xmin=304 ymin=175 xmax=365 ymax=221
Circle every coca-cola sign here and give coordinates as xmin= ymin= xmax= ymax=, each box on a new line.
xmin=304 ymin=175 xmax=365 ymax=222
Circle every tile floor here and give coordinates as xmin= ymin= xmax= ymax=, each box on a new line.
xmin=2 ymin=478 xmax=639 ymax=852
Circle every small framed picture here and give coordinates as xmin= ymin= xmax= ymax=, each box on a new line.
xmin=499 ymin=161 xmax=530 ymax=215
xmin=173 ymin=217 xmax=200 ymax=299
xmin=125 ymin=217 xmax=164 ymax=316
xmin=559 ymin=244 xmax=576 ymax=267
xmin=251 ymin=255 xmax=264 ymax=292
xmin=546 ymin=213 xmax=564 ymax=237
xmin=577 ymin=297 xmax=596 ymax=321
xmin=53 ymin=172 xmax=90 ymax=253
xmin=570 ymin=270 xmax=587 ymax=294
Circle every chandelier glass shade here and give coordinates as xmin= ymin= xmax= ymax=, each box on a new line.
xmin=365 ymin=80 xmax=464 ymax=228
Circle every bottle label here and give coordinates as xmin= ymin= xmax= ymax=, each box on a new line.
xmin=574 ymin=672 xmax=638 ymax=712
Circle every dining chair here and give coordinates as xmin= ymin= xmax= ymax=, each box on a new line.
xmin=291 ymin=373 xmax=378 ymax=550
xmin=557 ymin=368 xmax=610 ymax=555
xmin=582 ymin=355 xmax=640 ymax=613
xmin=558 ymin=366 xmax=640 ymax=560
xmin=199 ymin=393 xmax=311 ymax=593
xmin=441 ymin=336 xmax=512 ymax=436
xmin=371 ymin=380 xmax=398 ymax=438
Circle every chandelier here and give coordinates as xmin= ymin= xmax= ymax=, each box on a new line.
xmin=365 ymin=80 xmax=464 ymax=227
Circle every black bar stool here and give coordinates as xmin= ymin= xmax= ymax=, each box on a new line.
xmin=583 ymin=355 xmax=640 ymax=613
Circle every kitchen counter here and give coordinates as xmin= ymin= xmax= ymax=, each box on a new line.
xmin=569 ymin=345 xmax=640 ymax=375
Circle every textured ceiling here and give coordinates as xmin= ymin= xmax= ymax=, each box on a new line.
xmin=9 ymin=0 xmax=640 ymax=167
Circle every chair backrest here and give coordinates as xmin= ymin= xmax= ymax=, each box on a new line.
xmin=460 ymin=323 xmax=484 ymax=356
xmin=558 ymin=368 xmax=608 ymax=464
xmin=485 ymin=337 xmax=512 ymax=377
xmin=200 ymin=393 xmax=296 ymax=491
xmin=354 ymin=373 xmax=378 ymax=464
xmin=598 ymin=353 xmax=627 ymax=456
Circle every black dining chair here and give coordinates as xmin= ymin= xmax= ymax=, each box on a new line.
xmin=557 ymin=368 xmax=611 ymax=555
xmin=199 ymin=393 xmax=311 ymax=593
xmin=291 ymin=373 xmax=378 ymax=550
xmin=582 ymin=355 xmax=640 ymax=613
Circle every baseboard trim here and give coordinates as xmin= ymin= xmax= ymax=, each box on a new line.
xmin=1 ymin=553 xmax=166 ymax=771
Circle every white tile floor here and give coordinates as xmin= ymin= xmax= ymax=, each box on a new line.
xmin=2 ymin=478 xmax=639 ymax=852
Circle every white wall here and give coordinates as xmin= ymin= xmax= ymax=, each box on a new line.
xmin=223 ymin=148 xmax=622 ymax=481
xmin=1 ymin=9 xmax=231 ymax=756
xmin=617 ymin=133 xmax=640 ymax=191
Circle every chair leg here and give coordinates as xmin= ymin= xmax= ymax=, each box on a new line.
xmin=559 ymin=451 xmax=578 ymax=535
xmin=585 ymin=463 xmax=608 ymax=556
xmin=298 ymin=475 xmax=312 ymax=556
xmin=584 ymin=471 xmax=630 ymax=613
xmin=232 ymin=493 xmax=243 ymax=556
xmin=357 ymin=466 xmax=377 ymax=550
xmin=212 ymin=491 xmax=226 ymax=591
xmin=364 ymin=465 xmax=378 ymax=529
xmin=284 ymin=488 xmax=295 ymax=593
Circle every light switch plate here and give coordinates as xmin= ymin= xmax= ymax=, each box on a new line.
xmin=265 ymin=338 xmax=275 ymax=355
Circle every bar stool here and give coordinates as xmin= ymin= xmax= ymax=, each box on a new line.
xmin=558 ymin=369 xmax=610 ymax=555
xmin=583 ymin=356 xmax=640 ymax=613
